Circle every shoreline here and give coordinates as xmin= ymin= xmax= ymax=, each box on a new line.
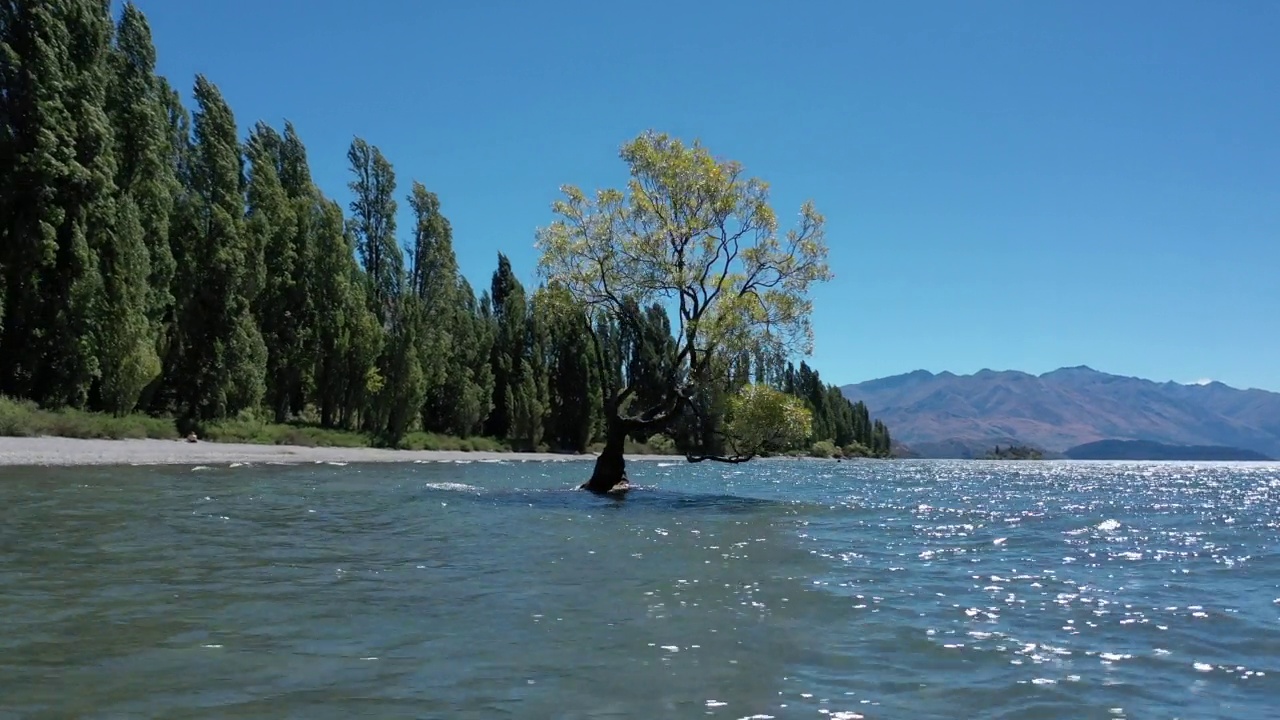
xmin=0 ymin=436 xmax=685 ymax=468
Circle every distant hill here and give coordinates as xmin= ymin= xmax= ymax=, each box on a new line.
xmin=841 ymin=366 xmax=1280 ymax=459
xmin=1065 ymin=439 xmax=1272 ymax=461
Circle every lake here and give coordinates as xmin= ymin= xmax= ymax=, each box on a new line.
xmin=2 ymin=458 xmax=1277 ymax=719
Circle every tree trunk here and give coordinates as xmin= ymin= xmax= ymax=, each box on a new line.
xmin=582 ymin=420 xmax=630 ymax=495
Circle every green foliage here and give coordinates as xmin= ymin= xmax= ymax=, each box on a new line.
xmin=374 ymin=300 xmax=428 ymax=444
xmin=0 ymin=0 xmax=113 ymax=407
xmin=536 ymin=131 xmax=832 ymax=365
xmin=165 ymin=75 xmax=267 ymax=421
xmin=109 ymin=2 xmax=177 ymax=333
xmin=782 ymin=361 xmax=892 ymax=457
xmin=485 ymin=253 xmax=530 ymax=441
xmin=725 ymin=384 xmax=813 ymax=456
xmin=536 ymin=286 xmax=599 ymax=452
xmin=346 ymin=137 xmax=401 ymax=323
xmin=535 ymin=130 xmax=836 ymax=464
xmin=398 ymin=432 xmax=507 ymax=453
xmin=408 ymin=181 xmax=480 ymax=435
xmin=809 ymin=440 xmax=839 ymax=458
xmin=96 ymin=195 xmax=162 ymax=414
xmin=246 ymin=122 xmax=314 ymax=422
xmin=308 ymin=198 xmax=379 ymax=428
xmin=0 ymin=396 xmax=174 ymax=440
xmin=200 ymin=414 xmax=372 ymax=448
xmin=0 ymin=8 xmax=890 ymax=463
xmin=841 ymin=441 xmax=872 ymax=458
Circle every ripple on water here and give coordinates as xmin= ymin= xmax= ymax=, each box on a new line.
xmin=0 ymin=459 xmax=1278 ymax=718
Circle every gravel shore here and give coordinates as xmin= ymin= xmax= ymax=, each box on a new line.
xmin=0 ymin=436 xmax=681 ymax=468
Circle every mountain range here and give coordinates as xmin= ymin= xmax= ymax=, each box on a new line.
xmin=841 ymin=366 xmax=1280 ymax=459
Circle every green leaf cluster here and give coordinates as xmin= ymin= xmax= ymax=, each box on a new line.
xmin=0 ymin=8 xmax=892 ymax=458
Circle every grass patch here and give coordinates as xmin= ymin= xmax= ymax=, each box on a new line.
xmin=0 ymin=395 xmax=891 ymax=462
xmin=200 ymin=417 xmax=373 ymax=448
xmin=398 ymin=432 xmax=508 ymax=453
xmin=0 ymin=396 xmax=177 ymax=440
xmin=0 ymin=396 xmax=515 ymax=453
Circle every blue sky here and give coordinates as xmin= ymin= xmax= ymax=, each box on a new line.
xmin=132 ymin=0 xmax=1280 ymax=390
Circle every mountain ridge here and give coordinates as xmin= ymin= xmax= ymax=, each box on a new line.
xmin=841 ymin=367 xmax=1280 ymax=458
xmin=1064 ymin=439 xmax=1273 ymax=462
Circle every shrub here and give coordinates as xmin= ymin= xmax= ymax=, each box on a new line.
xmin=0 ymin=396 xmax=176 ymax=440
xmin=842 ymin=442 xmax=871 ymax=458
xmin=809 ymin=440 xmax=838 ymax=458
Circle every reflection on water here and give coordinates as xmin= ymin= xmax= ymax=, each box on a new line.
xmin=1 ymin=459 xmax=1278 ymax=718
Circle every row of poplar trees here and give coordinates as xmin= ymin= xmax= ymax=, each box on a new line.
xmin=0 ymin=1 xmax=891 ymax=455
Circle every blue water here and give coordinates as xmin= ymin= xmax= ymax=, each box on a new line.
xmin=1 ymin=458 xmax=1278 ymax=719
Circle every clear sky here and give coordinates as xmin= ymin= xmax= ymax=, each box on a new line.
xmin=131 ymin=0 xmax=1280 ymax=390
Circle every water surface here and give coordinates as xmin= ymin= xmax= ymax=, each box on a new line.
xmin=2 ymin=459 xmax=1278 ymax=718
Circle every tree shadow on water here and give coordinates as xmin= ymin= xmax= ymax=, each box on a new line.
xmin=462 ymin=484 xmax=798 ymax=516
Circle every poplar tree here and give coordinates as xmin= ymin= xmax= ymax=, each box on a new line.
xmin=406 ymin=181 xmax=452 ymax=407
xmin=484 ymin=253 xmax=527 ymax=440
xmin=539 ymin=285 xmax=598 ymax=452
xmin=375 ymin=297 xmax=427 ymax=442
xmin=0 ymin=0 xmax=113 ymax=407
xmin=245 ymin=122 xmax=307 ymax=421
xmin=445 ymin=280 xmax=496 ymax=437
xmin=311 ymin=197 xmax=379 ymax=429
xmin=172 ymin=75 xmax=266 ymax=421
xmin=346 ymin=138 xmax=400 ymax=324
xmin=108 ymin=2 xmax=175 ymax=333
xmin=409 ymin=183 xmax=497 ymax=436
xmin=1 ymin=2 xmax=891 ymax=456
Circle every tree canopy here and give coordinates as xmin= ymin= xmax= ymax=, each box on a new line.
xmin=537 ymin=131 xmax=832 ymax=468
xmin=0 ymin=6 xmax=892 ymax=466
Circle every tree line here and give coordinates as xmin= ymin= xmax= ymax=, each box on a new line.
xmin=0 ymin=1 xmax=891 ymax=457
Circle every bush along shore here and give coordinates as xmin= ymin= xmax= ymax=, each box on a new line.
xmin=0 ymin=397 xmax=687 ymax=455
xmin=0 ymin=396 xmax=881 ymax=460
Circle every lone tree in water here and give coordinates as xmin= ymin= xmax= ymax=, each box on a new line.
xmin=535 ymin=131 xmax=831 ymax=494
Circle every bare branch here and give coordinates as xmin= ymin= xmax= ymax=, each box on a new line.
xmin=685 ymin=453 xmax=755 ymax=464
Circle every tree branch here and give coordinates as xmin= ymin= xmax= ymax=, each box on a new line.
xmin=685 ymin=452 xmax=756 ymax=464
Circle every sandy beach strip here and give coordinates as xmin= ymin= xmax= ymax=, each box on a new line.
xmin=0 ymin=436 xmax=683 ymax=468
